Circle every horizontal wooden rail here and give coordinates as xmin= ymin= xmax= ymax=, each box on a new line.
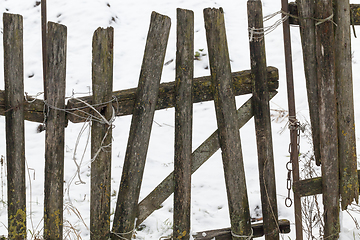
xmin=0 ymin=67 xmax=278 ymax=124
xmin=192 ymin=219 xmax=290 ymax=239
xmin=288 ymin=3 xmax=360 ymax=25
xmin=293 ymin=170 xmax=360 ymax=197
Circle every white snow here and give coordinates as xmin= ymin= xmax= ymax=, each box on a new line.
xmin=0 ymin=0 xmax=360 ymax=239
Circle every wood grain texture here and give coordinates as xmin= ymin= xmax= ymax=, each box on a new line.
xmin=173 ymin=8 xmax=194 ymax=240
xmin=334 ymin=0 xmax=359 ymax=210
xmin=3 ymin=13 xmax=26 ymax=240
xmin=90 ymin=27 xmax=114 ymax=240
xmin=315 ymin=0 xmax=340 ymax=238
xmin=204 ymin=7 xmax=252 ymax=238
xmin=248 ymin=1 xmax=279 ymax=239
xmin=43 ymin=21 xmax=67 ymax=240
xmin=111 ymin=12 xmax=171 ymax=240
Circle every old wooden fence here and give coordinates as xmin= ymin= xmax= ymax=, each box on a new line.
xmin=2 ymin=0 xmax=360 ymax=239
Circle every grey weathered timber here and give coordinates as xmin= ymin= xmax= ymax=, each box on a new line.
xmin=136 ymin=92 xmax=277 ymax=226
xmin=3 ymin=13 xmax=26 ymax=240
xmin=296 ymin=0 xmax=321 ymax=166
xmin=204 ymin=7 xmax=252 ymax=239
xmin=192 ymin=219 xmax=291 ymax=240
xmin=247 ymin=1 xmax=279 ymax=240
xmin=44 ymin=21 xmax=67 ymax=240
xmin=315 ymin=0 xmax=340 ymax=238
xmin=0 ymin=67 xmax=278 ymax=123
xmin=65 ymin=67 xmax=278 ymax=123
xmin=173 ymin=8 xmax=194 ymax=240
xmin=0 ymin=92 xmax=44 ymax=122
xmin=294 ymin=170 xmax=360 ymax=197
xmin=334 ymin=0 xmax=359 ymax=210
xmin=90 ymin=27 xmax=114 ymax=240
xmin=111 ymin=12 xmax=171 ymax=240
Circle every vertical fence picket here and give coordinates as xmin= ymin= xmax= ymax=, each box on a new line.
xmin=111 ymin=12 xmax=171 ymax=240
xmin=334 ymin=0 xmax=359 ymax=210
xmin=3 ymin=13 xmax=26 ymax=240
xmin=315 ymin=0 xmax=340 ymax=238
xmin=90 ymin=27 xmax=114 ymax=239
xmin=173 ymin=8 xmax=194 ymax=240
xmin=44 ymin=21 xmax=67 ymax=240
xmin=247 ymin=1 xmax=279 ymax=239
xmin=204 ymin=7 xmax=252 ymax=238
xmin=296 ymin=0 xmax=321 ymax=167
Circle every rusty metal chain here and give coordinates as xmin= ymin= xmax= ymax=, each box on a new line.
xmin=285 ymin=120 xmax=300 ymax=207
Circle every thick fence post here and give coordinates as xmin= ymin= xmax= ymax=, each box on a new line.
xmin=315 ymin=0 xmax=340 ymax=238
xmin=173 ymin=8 xmax=194 ymax=240
xmin=334 ymin=0 xmax=359 ymax=210
xmin=247 ymin=1 xmax=279 ymax=240
xmin=111 ymin=12 xmax=171 ymax=240
xmin=3 ymin=13 xmax=26 ymax=240
xmin=90 ymin=27 xmax=114 ymax=239
xmin=204 ymin=8 xmax=252 ymax=239
xmin=44 ymin=21 xmax=67 ymax=240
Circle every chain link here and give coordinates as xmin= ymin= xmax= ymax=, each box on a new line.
xmin=285 ymin=120 xmax=301 ymax=207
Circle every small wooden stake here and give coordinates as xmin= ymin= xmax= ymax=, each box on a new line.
xmin=173 ymin=8 xmax=194 ymax=240
xmin=247 ymin=1 xmax=279 ymax=239
xmin=44 ymin=21 xmax=67 ymax=240
xmin=111 ymin=12 xmax=171 ymax=240
xmin=90 ymin=27 xmax=114 ymax=239
xmin=315 ymin=0 xmax=340 ymax=238
xmin=334 ymin=0 xmax=359 ymax=210
xmin=3 ymin=13 xmax=26 ymax=240
xmin=204 ymin=7 xmax=252 ymax=238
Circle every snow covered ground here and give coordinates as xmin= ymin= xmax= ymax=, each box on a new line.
xmin=0 ymin=0 xmax=360 ymax=239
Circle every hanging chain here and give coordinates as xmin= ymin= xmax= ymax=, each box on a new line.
xmin=285 ymin=119 xmax=301 ymax=207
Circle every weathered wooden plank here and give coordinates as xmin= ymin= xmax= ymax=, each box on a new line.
xmin=296 ymin=0 xmax=321 ymax=166
xmin=334 ymin=0 xmax=359 ymax=210
xmin=192 ymin=219 xmax=291 ymax=240
xmin=315 ymin=0 xmax=340 ymax=238
xmin=204 ymin=7 xmax=252 ymax=238
xmin=111 ymin=12 xmax=171 ymax=240
xmin=3 ymin=12 xmax=27 ymax=240
xmin=173 ymin=8 xmax=194 ymax=240
xmin=90 ymin=27 xmax=114 ymax=240
xmin=43 ymin=21 xmax=67 ymax=240
xmin=136 ymin=92 xmax=277 ymax=227
xmin=0 ymin=67 xmax=278 ymax=123
xmin=248 ymin=1 xmax=278 ymax=239
xmin=66 ymin=67 xmax=279 ymax=123
xmin=293 ymin=170 xmax=360 ymax=197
